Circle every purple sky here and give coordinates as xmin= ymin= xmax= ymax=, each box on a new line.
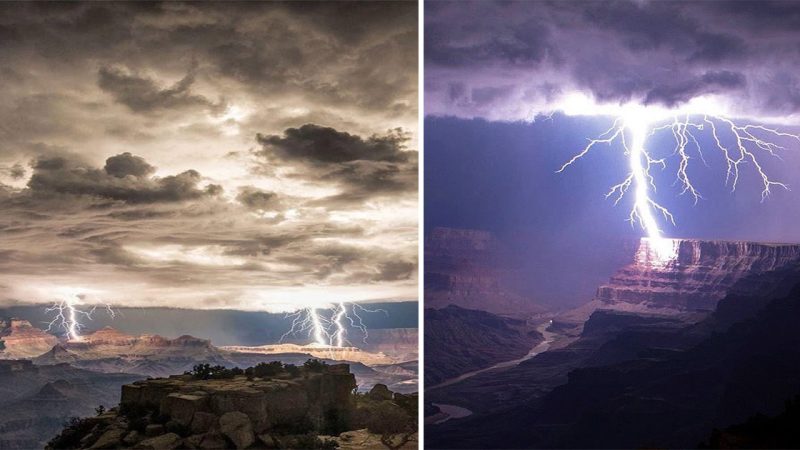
xmin=425 ymin=1 xmax=800 ymax=309
xmin=426 ymin=1 xmax=800 ymax=121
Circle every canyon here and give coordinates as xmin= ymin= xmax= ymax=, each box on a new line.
xmin=0 ymin=319 xmax=417 ymax=448
xmin=426 ymin=237 xmax=800 ymax=449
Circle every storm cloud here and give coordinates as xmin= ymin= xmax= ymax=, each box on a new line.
xmin=425 ymin=0 xmax=800 ymax=120
xmin=256 ymin=125 xmax=418 ymax=205
xmin=0 ymin=2 xmax=418 ymax=311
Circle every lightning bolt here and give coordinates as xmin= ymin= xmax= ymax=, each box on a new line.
xmin=281 ymin=307 xmax=332 ymax=346
xmin=558 ymin=108 xmax=799 ymax=261
xmin=280 ymin=302 xmax=388 ymax=347
xmin=333 ymin=302 xmax=346 ymax=348
xmin=44 ymin=290 xmax=117 ymax=341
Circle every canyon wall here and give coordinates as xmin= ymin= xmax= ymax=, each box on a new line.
xmin=425 ymin=227 xmax=541 ymax=315
xmin=596 ymin=238 xmax=800 ymax=312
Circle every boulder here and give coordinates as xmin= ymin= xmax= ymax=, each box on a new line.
xmin=123 ymin=430 xmax=143 ymax=446
xmin=160 ymin=393 xmax=209 ymax=426
xmin=144 ymin=424 xmax=165 ymax=437
xmin=258 ymin=433 xmax=278 ymax=448
xmin=210 ymin=387 xmax=268 ymax=431
xmin=219 ymin=411 xmax=255 ymax=449
xmin=197 ymin=432 xmax=228 ymax=449
xmin=135 ymin=432 xmax=182 ymax=450
xmin=190 ymin=411 xmax=218 ymax=434
xmin=88 ymin=427 xmax=125 ymax=449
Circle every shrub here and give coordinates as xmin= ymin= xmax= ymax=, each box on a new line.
xmin=252 ymin=361 xmax=284 ymax=378
xmin=284 ymin=364 xmax=300 ymax=378
xmin=47 ymin=417 xmax=96 ymax=449
xmin=187 ymin=363 xmax=241 ymax=380
xmin=303 ymin=359 xmax=328 ymax=372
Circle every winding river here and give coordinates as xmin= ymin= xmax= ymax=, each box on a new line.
xmin=426 ymin=320 xmax=558 ymax=424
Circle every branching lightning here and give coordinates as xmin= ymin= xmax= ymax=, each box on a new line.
xmin=280 ymin=302 xmax=388 ymax=348
xmin=557 ymin=105 xmax=800 ymax=260
xmin=44 ymin=292 xmax=117 ymax=341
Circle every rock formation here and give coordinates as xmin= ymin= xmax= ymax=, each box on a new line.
xmin=0 ymin=318 xmax=58 ymax=359
xmin=48 ymin=362 xmax=418 ymax=449
xmin=595 ymin=238 xmax=800 ymax=313
xmin=425 ymin=227 xmax=541 ymax=315
xmin=34 ymin=327 xmax=230 ymax=377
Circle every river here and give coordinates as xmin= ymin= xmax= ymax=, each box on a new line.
xmin=426 ymin=320 xmax=558 ymax=424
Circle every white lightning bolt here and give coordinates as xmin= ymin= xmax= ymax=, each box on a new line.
xmin=280 ymin=302 xmax=388 ymax=347
xmin=43 ymin=288 xmax=117 ymax=342
xmin=280 ymin=307 xmax=332 ymax=346
xmin=557 ymin=99 xmax=799 ymax=261
xmin=333 ymin=302 xmax=346 ymax=348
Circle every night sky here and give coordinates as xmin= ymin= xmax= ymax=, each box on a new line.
xmin=425 ymin=1 xmax=800 ymax=309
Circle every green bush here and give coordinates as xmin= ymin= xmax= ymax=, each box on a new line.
xmin=303 ymin=359 xmax=328 ymax=372
xmin=187 ymin=363 xmax=242 ymax=380
xmin=252 ymin=361 xmax=284 ymax=378
xmin=285 ymin=364 xmax=300 ymax=378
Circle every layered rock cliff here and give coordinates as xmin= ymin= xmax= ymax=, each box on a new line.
xmin=425 ymin=227 xmax=542 ymax=315
xmin=0 ymin=319 xmax=58 ymax=359
xmin=596 ymin=238 xmax=800 ymax=312
xmin=34 ymin=327 xmax=229 ymax=377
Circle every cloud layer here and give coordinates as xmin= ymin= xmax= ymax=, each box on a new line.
xmin=426 ymin=1 xmax=800 ymax=120
xmin=0 ymin=2 xmax=418 ymax=311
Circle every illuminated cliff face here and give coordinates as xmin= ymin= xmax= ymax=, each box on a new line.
xmin=596 ymin=238 xmax=800 ymax=312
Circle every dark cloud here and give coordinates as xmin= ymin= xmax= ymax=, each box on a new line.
xmin=426 ymin=0 xmax=800 ymax=118
xmin=27 ymin=153 xmax=221 ymax=203
xmin=257 ymin=124 xmax=410 ymax=164
xmin=236 ymin=187 xmax=281 ymax=211
xmin=98 ymin=65 xmax=221 ymax=114
xmin=104 ymin=152 xmax=155 ymax=178
xmin=1 ymin=163 xmax=25 ymax=180
xmin=256 ymin=124 xmax=417 ymax=204
xmin=644 ymin=70 xmax=746 ymax=107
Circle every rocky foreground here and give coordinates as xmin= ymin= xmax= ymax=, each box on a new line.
xmin=48 ymin=361 xmax=417 ymax=449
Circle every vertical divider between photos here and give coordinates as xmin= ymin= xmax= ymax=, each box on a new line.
xmin=417 ymin=0 xmax=425 ymax=444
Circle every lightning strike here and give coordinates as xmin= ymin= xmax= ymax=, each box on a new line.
xmin=280 ymin=302 xmax=388 ymax=348
xmin=44 ymin=293 xmax=117 ymax=341
xmin=556 ymin=96 xmax=800 ymax=262
xmin=333 ymin=302 xmax=346 ymax=348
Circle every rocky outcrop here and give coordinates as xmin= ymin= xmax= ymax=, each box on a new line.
xmin=0 ymin=319 xmax=58 ymax=359
xmin=425 ymin=227 xmax=542 ymax=315
xmin=126 ymin=365 xmax=352 ymax=437
xmin=47 ymin=362 xmax=418 ymax=449
xmin=596 ymin=238 xmax=800 ymax=312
